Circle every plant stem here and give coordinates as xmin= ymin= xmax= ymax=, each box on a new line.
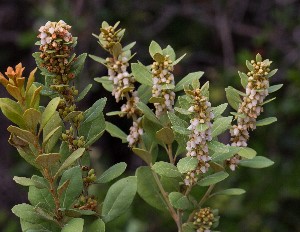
xmin=150 ymin=165 xmax=182 ymax=231
xmin=166 ymin=143 xmax=174 ymax=164
xmin=187 ymin=184 xmax=215 ymax=222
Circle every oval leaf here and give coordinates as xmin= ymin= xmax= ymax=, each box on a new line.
xmin=96 ymin=162 xmax=127 ymax=184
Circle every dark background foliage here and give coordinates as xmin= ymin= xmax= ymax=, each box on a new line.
xmin=0 ymin=0 xmax=299 ymax=231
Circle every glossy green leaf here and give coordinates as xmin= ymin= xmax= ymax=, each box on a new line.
xmin=177 ymin=157 xmax=198 ymax=174
xmin=239 ymin=156 xmax=274 ymax=168
xmin=96 ymin=162 xmax=127 ymax=184
xmin=89 ymin=54 xmax=106 ymax=65
xmin=152 ymin=162 xmax=181 ymax=178
xmin=70 ymin=53 xmax=87 ymax=78
xmin=0 ymin=98 xmax=26 ymax=128
xmin=102 ymin=176 xmax=137 ymax=222
xmin=174 ymin=71 xmax=204 ymax=92
xmin=197 ymin=171 xmax=229 ymax=186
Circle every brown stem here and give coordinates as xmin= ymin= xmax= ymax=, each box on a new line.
xmin=150 ymin=164 xmax=182 ymax=231
xmin=187 ymin=184 xmax=215 ymax=223
xmin=166 ymin=143 xmax=174 ymax=164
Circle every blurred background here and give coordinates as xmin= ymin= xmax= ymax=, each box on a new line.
xmin=0 ymin=0 xmax=299 ymax=231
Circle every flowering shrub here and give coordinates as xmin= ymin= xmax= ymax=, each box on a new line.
xmin=0 ymin=20 xmax=282 ymax=232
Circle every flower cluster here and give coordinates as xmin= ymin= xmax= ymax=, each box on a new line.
xmin=120 ymin=91 xmax=141 ymax=118
xmin=99 ymin=23 xmax=122 ymax=51
xmin=151 ymin=55 xmax=176 ymax=117
xmin=127 ymin=117 xmax=143 ymax=147
xmin=184 ymin=89 xmax=214 ymax=186
xmin=228 ymin=58 xmax=271 ymax=170
xmin=193 ymin=207 xmax=218 ymax=232
xmin=106 ymin=55 xmax=135 ymax=103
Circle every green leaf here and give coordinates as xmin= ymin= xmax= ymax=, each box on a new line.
xmin=102 ymin=176 xmax=137 ymax=222
xmin=149 ymin=41 xmax=163 ymax=58
xmin=152 ymin=162 xmax=181 ymax=178
xmin=201 ymin=81 xmax=209 ymax=98
xmin=42 ymin=126 xmax=62 ymax=151
xmin=260 ymin=97 xmax=276 ymax=106
xmin=211 ymin=116 xmax=232 ymax=137
xmin=173 ymin=53 xmax=186 ymax=65
xmin=161 ymin=83 xmax=175 ymax=90
xmin=149 ymin=96 xmax=165 ymax=104
xmin=225 ymin=87 xmax=242 ymax=111
xmin=55 ymin=148 xmax=85 ymax=178
xmin=105 ymin=121 xmax=127 ymax=143
xmin=89 ymin=54 xmax=106 ymax=65
xmin=196 ymin=123 xmax=209 ymax=132
xmin=85 ymin=218 xmax=105 ymax=232
xmin=237 ymin=147 xmax=257 ymax=159
xmin=40 ymin=97 xmax=61 ymax=131
xmin=212 ymin=104 xmax=228 ymax=119
xmin=268 ymin=84 xmax=283 ymax=93
xmin=12 ymin=176 xmax=32 ymax=186
xmin=239 ymin=156 xmax=274 ymax=168
xmin=59 ymin=166 xmax=83 ymax=209
xmin=112 ymin=42 xmax=122 ymax=58
xmin=156 ymin=127 xmax=174 ymax=144
xmin=238 ymin=71 xmax=248 ymax=89
xmin=70 ymin=53 xmax=87 ymax=78
xmin=256 ymin=117 xmax=277 ymax=126
xmin=137 ymin=85 xmax=152 ymax=103
xmin=96 ymin=162 xmax=127 ymax=184
xmin=256 ymin=53 xmax=262 ymax=62
xmin=174 ymin=107 xmax=192 ymax=115
xmin=174 ymin=71 xmax=204 ymax=92
xmin=35 ymin=153 xmax=61 ymax=168
xmin=136 ymin=167 xmax=167 ymax=211
xmin=168 ymin=112 xmax=189 ymax=128
xmin=43 ymin=111 xmax=63 ymax=153
xmin=79 ymin=98 xmax=106 ymax=147
xmin=266 ymin=69 xmax=278 ymax=78
xmin=182 ymin=222 xmax=196 ymax=232
xmin=163 ymin=45 xmax=176 ymax=61
xmin=211 ymin=146 xmax=241 ymax=162
xmin=64 ymin=209 xmax=96 ymax=217
xmin=208 ymin=141 xmax=229 ymax=153
xmin=62 ymin=218 xmax=84 ymax=232
xmin=246 ymin=60 xmax=254 ymax=71
xmin=123 ymin=41 xmax=136 ymax=52
xmin=211 ymin=188 xmax=246 ymax=197
xmin=172 ymin=126 xmax=190 ymax=135
xmin=177 ymin=157 xmax=198 ymax=174
xmin=106 ymin=111 xmax=125 ymax=116
xmin=168 ymin=192 xmax=193 ymax=210
xmin=197 ymin=171 xmax=229 ymax=186
xmin=0 ymin=98 xmax=26 ymax=128
xmin=131 ymin=63 xmax=152 ymax=86
xmin=7 ymin=126 xmax=36 ymax=144
xmin=12 ymin=204 xmax=46 ymax=224
xmin=28 ymin=184 xmax=55 ymax=212
xmin=94 ymin=76 xmax=113 ymax=92
xmin=132 ymin=148 xmax=152 ymax=164
xmin=23 ymin=108 xmax=41 ymax=131
xmin=76 ymin=84 xmax=92 ymax=102
xmin=136 ymin=102 xmax=160 ymax=125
